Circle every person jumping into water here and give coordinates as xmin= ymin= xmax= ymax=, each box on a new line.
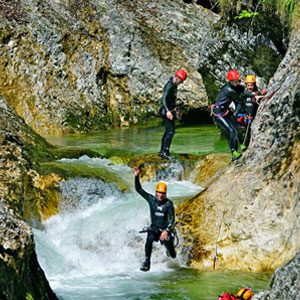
xmin=132 ymin=166 xmax=176 ymax=272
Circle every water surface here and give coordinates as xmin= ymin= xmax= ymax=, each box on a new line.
xmin=45 ymin=125 xmax=228 ymax=156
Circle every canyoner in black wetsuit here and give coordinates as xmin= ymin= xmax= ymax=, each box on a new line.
xmin=211 ymin=70 xmax=244 ymax=161
xmin=159 ymin=69 xmax=187 ymax=159
xmin=237 ymin=74 xmax=267 ymax=150
xmin=132 ymin=166 xmax=176 ymax=272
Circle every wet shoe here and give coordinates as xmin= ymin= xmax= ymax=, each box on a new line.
xmin=240 ymin=144 xmax=247 ymax=152
xmin=231 ymin=150 xmax=241 ymax=161
xmin=140 ymin=261 xmax=150 ymax=272
xmin=159 ymin=151 xmax=171 ymax=160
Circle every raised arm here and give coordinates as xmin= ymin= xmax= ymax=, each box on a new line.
xmin=132 ymin=166 xmax=152 ymax=201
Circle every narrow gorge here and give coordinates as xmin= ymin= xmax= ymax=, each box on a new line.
xmin=0 ymin=0 xmax=299 ymax=299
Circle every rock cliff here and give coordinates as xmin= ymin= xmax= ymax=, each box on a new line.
xmin=177 ymin=28 xmax=300 ymax=272
xmin=0 ymin=0 xmax=282 ymax=134
xmin=0 ymin=97 xmax=58 ymax=299
xmin=254 ymin=251 xmax=300 ymax=300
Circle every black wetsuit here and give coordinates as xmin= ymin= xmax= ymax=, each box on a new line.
xmin=160 ymin=77 xmax=178 ymax=155
xmin=241 ymin=88 xmax=259 ymax=147
xmin=244 ymin=90 xmax=259 ymax=117
xmin=212 ymin=83 xmax=244 ymax=153
xmin=135 ymin=175 xmax=176 ymax=264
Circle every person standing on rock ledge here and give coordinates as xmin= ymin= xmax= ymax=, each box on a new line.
xmin=236 ymin=74 xmax=267 ymax=151
xmin=159 ymin=69 xmax=187 ymax=159
xmin=211 ymin=69 xmax=244 ymax=161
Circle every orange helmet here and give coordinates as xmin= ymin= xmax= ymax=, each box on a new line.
xmin=155 ymin=182 xmax=167 ymax=193
xmin=245 ymin=75 xmax=256 ymax=84
xmin=175 ymin=69 xmax=187 ymax=81
xmin=235 ymin=288 xmax=254 ymax=300
xmin=227 ymin=70 xmax=241 ymax=81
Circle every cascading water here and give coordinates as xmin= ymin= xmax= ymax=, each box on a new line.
xmin=33 ymin=157 xmax=203 ymax=299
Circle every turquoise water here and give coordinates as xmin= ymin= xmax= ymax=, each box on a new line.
xmin=48 ymin=268 xmax=270 ymax=300
xmin=140 ymin=269 xmax=269 ymax=300
xmin=35 ymin=126 xmax=270 ymax=299
xmin=34 ymin=170 xmax=270 ymax=300
xmin=45 ymin=124 xmax=228 ymax=156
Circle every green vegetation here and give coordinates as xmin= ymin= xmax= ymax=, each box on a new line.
xmin=48 ymin=147 xmax=103 ymax=160
xmin=25 ymin=292 xmax=34 ymax=300
xmin=216 ymin=0 xmax=299 ymax=28
xmin=235 ymin=10 xmax=259 ymax=20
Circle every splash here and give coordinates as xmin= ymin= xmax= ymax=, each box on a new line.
xmin=33 ymin=158 xmax=203 ymax=298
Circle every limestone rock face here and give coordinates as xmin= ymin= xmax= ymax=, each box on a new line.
xmin=0 ymin=0 xmax=281 ymax=134
xmin=177 ymin=30 xmax=300 ymax=272
xmin=0 ymin=97 xmax=57 ymax=299
xmin=254 ymin=252 xmax=300 ymax=300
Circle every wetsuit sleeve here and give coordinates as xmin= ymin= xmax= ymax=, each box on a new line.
xmin=162 ymin=80 xmax=173 ymax=112
xmin=135 ymin=175 xmax=152 ymax=203
xmin=232 ymin=86 xmax=245 ymax=116
xmin=166 ymin=201 xmax=175 ymax=232
xmin=216 ymin=84 xmax=243 ymax=107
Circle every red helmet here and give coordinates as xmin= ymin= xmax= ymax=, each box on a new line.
xmin=227 ymin=70 xmax=241 ymax=81
xmin=175 ymin=69 xmax=187 ymax=81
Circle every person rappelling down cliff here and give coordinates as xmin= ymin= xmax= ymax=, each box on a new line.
xmin=132 ymin=166 xmax=178 ymax=272
xmin=211 ymin=70 xmax=244 ymax=161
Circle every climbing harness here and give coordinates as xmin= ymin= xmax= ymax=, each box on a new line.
xmin=210 ymin=104 xmax=230 ymax=118
xmin=242 ymin=116 xmax=253 ymax=146
xmin=139 ymin=227 xmax=180 ymax=247
xmin=237 ymin=114 xmax=253 ymax=126
xmin=159 ymin=106 xmax=181 ymax=119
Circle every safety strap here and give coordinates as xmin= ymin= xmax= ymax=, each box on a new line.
xmin=209 ymin=104 xmax=230 ymax=118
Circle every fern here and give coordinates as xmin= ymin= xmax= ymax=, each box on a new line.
xmin=234 ymin=10 xmax=259 ymax=20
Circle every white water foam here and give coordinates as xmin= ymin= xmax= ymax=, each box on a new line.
xmin=34 ymin=158 xmax=203 ymax=298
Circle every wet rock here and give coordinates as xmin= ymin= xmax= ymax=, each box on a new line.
xmin=177 ymin=29 xmax=300 ymax=272
xmin=0 ymin=0 xmax=282 ymax=134
xmin=254 ymin=252 xmax=300 ymax=300
xmin=0 ymin=96 xmax=58 ymax=298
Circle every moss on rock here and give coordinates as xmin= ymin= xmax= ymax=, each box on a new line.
xmin=40 ymin=161 xmax=130 ymax=192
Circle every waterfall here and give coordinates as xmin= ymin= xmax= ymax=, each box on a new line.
xmin=33 ymin=157 xmax=203 ymax=299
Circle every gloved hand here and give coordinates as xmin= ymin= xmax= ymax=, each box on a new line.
xmin=261 ymin=88 xmax=268 ymax=95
